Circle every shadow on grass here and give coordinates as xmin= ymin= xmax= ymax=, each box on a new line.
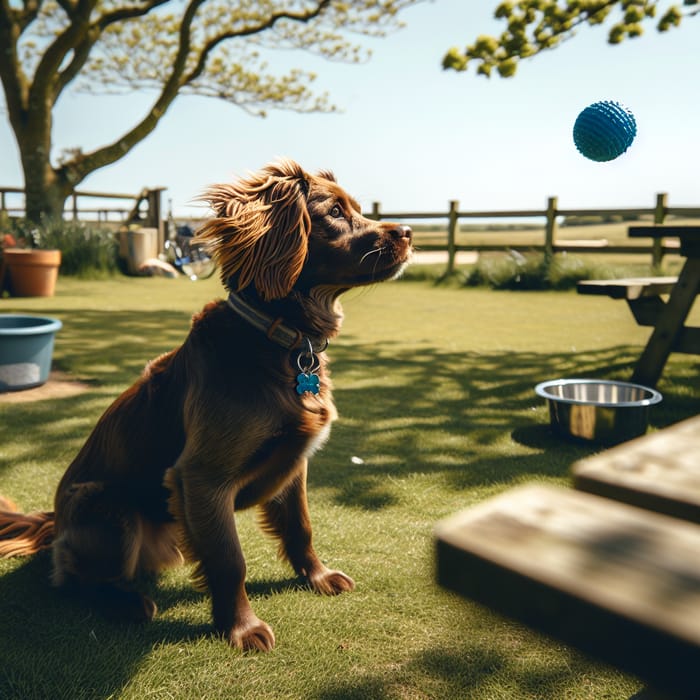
xmin=3 ymin=308 xmax=696 ymax=495
xmin=0 ymin=552 xmax=309 ymax=700
xmin=313 ymin=338 xmax=699 ymax=509
xmin=46 ymin=306 xmax=192 ymax=383
xmin=0 ymin=305 xmax=697 ymax=698
xmin=0 ymin=553 xmax=208 ymax=700
xmin=312 ymin=639 xmax=625 ymax=700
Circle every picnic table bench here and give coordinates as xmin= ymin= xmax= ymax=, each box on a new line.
xmin=435 ymin=414 xmax=700 ymax=700
xmin=576 ymin=226 xmax=700 ymax=388
xmin=577 ymin=277 xmax=678 ymax=301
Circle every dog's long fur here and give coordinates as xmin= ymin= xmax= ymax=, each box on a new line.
xmin=0 ymin=159 xmax=412 ymax=651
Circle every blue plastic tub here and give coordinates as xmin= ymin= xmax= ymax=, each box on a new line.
xmin=0 ymin=314 xmax=62 ymax=391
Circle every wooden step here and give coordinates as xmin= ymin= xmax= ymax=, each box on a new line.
xmin=573 ymin=416 xmax=700 ymax=524
xmin=435 ymin=483 xmax=700 ymax=699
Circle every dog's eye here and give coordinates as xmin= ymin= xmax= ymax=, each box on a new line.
xmin=329 ymin=205 xmax=344 ymax=219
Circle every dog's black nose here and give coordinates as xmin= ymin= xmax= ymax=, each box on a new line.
xmin=391 ymin=225 xmax=412 ymax=241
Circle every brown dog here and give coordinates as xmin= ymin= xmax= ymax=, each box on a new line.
xmin=0 ymin=159 xmax=412 ymax=651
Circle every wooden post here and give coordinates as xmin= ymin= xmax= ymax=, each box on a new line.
xmin=652 ymin=193 xmax=667 ymax=271
xmin=544 ymin=196 xmax=558 ymax=264
xmin=145 ymin=187 xmax=166 ymax=251
xmin=370 ymin=201 xmax=381 ymax=221
xmin=446 ymin=200 xmax=459 ymax=276
xmin=72 ymin=193 xmax=78 ymax=220
xmin=1 ymin=190 xmax=5 ymax=216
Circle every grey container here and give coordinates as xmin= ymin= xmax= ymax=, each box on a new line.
xmin=0 ymin=314 xmax=62 ymax=391
xmin=535 ymin=378 xmax=663 ymax=445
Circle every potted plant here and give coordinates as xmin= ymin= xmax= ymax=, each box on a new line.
xmin=1 ymin=223 xmax=62 ymax=297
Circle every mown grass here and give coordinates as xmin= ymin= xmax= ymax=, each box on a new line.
xmin=1 ymin=274 xmax=699 ymax=699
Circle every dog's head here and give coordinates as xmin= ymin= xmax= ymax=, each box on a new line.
xmin=197 ymin=159 xmax=412 ymax=301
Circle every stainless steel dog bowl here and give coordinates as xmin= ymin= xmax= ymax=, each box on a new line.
xmin=535 ymin=378 xmax=662 ymax=445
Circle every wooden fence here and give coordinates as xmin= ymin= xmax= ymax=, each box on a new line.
xmin=0 ymin=186 xmax=166 ymax=247
xmin=4 ymin=186 xmax=699 ymax=274
xmin=0 ymin=186 xmax=165 ymax=223
xmin=368 ymin=193 xmax=700 ymax=273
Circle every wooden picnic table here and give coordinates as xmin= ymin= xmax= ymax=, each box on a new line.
xmin=435 ymin=414 xmax=700 ymax=700
xmin=577 ymin=226 xmax=700 ymax=388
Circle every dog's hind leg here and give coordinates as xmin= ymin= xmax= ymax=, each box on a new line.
xmin=51 ymin=481 xmax=157 ymax=622
xmin=259 ymin=458 xmax=355 ymax=596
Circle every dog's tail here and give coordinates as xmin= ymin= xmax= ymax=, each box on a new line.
xmin=0 ymin=495 xmax=55 ymax=558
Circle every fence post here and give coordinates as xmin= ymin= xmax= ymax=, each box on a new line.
xmin=446 ymin=200 xmax=459 ymax=276
xmin=652 ymin=192 xmax=667 ymax=270
xmin=0 ymin=190 xmax=5 ymax=217
xmin=370 ymin=201 xmax=381 ymax=221
xmin=72 ymin=193 xmax=78 ymax=220
xmin=544 ymin=196 xmax=558 ymax=264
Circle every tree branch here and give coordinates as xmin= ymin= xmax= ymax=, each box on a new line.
xmin=31 ymin=0 xmax=95 ymax=105
xmin=96 ymin=0 xmax=170 ymax=31
xmin=54 ymin=0 xmax=77 ymax=18
xmin=54 ymin=0 xmax=171 ymax=97
xmin=184 ymin=0 xmax=333 ymax=84
xmin=508 ymin=0 xmax=618 ymax=61
xmin=14 ymin=0 xmax=43 ymax=32
xmin=61 ymin=0 xmax=337 ymax=182
xmin=444 ymin=0 xmax=622 ymax=76
xmin=64 ymin=0 xmax=207 ymax=183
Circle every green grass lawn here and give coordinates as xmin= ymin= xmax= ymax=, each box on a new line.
xmin=1 ymin=274 xmax=699 ymax=699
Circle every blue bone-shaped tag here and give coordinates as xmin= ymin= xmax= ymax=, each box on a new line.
xmin=296 ymin=372 xmax=320 ymax=395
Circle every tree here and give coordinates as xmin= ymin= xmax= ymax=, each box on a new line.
xmin=0 ymin=0 xmax=417 ymax=222
xmin=442 ymin=0 xmax=698 ymax=78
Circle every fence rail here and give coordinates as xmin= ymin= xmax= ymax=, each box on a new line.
xmin=1 ymin=185 xmax=167 ymax=250
xmin=369 ymin=193 xmax=700 ymax=272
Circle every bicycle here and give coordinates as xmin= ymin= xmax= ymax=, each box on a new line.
xmin=161 ymin=209 xmax=216 ymax=281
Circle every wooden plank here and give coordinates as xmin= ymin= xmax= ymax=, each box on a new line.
xmin=675 ymin=327 xmax=700 ymax=354
xmin=632 ymin=258 xmax=700 ymax=387
xmin=573 ymin=416 xmax=700 ymax=523
xmin=435 ymin=483 xmax=700 ymax=698
xmin=577 ymin=277 xmax=677 ymax=300
xmin=554 ymin=238 xmax=608 ymax=248
xmin=627 ymin=296 xmax=666 ymax=327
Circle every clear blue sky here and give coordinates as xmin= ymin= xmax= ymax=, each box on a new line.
xmin=1 ymin=0 xmax=698 ymax=218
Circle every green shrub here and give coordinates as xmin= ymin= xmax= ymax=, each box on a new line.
xmin=10 ymin=218 xmax=120 ymax=277
xmin=464 ymin=251 xmax=618 ymax=290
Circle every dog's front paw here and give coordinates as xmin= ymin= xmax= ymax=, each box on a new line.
xmin=227 ymin=616 xmax=276 ymax=652
xmin=309 ymin=567 xmax=355 ymax=596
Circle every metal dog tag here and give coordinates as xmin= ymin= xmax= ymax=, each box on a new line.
xmin=296 ymin=372 xmax=320 ymax=395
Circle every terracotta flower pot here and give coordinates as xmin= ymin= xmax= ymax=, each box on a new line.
xmin=3 ymin=248 xmax=61 ymax=297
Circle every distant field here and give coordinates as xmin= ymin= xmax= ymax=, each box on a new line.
xmin=410 ymin=216 xmax=700 ymax=251
xmin=407 ymin=216 xmax=700 ymax=274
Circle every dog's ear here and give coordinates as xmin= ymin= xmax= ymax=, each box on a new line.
xmin=197 ymin=159 xmax=311 ymax=300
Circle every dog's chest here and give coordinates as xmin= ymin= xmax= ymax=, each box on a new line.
xmin=233 ymin=393 xmax=336 ymax=510
xmin=303 ymin=418 xmax=332 ymax=458
xmin=296 ymin=388 xmax=337 ymax=456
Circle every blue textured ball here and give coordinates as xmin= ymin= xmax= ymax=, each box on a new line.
xmin=573 ymin=100 xmax=637 ymax=162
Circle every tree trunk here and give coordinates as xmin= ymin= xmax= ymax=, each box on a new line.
xmin=15 ymin=94 xmax=74 ymax=223
xmin=20 ymin=148 xmax=71 ymax=223
xmin=24 ymin=177 xmax=70 ymax=223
